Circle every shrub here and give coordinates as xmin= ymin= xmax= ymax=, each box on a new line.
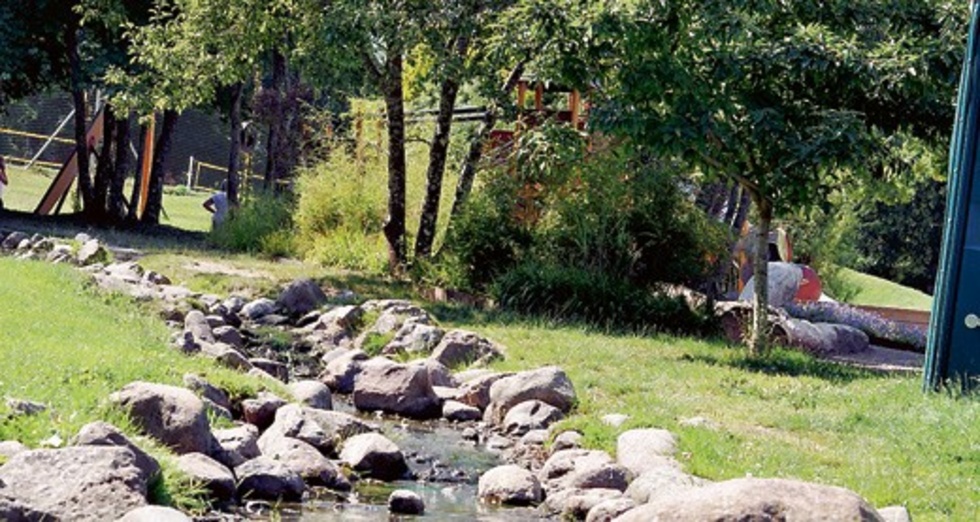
xmin=209 ymin=191 xmax=296 ymax=257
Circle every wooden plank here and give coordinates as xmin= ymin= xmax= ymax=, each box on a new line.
xmin=137 ymin=114 xmax=155 ymax=219
xmin=853 ymin=305 xmax=931 ymax=329
xmin=34 ymin=106 xmax=105 ymax=215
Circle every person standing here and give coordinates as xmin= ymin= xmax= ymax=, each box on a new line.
xmin=0 ymin=156 xmax=8 ymax=211
xmin=202 ymin=184 xmax=229 ymax=230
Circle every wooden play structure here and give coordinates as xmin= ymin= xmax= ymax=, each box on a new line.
xmin=487 ymin=78 xmax=589 ymax=160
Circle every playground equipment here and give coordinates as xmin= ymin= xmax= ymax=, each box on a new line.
xmin=34 ymin=106 xmax=106 ymax=215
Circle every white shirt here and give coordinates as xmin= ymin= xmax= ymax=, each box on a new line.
xmin=210 ymin=192 xmax=229 ymax=228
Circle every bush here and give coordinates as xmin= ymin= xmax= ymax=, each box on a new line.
xmin=210 ymin=191 xmax=296 ymax=257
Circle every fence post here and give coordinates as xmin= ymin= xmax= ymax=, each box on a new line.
xmin=186 ymin=156 xmax=195 ymax=190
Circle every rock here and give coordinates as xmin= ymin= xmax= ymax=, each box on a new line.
xmin=234 ymin=456 xmax=305 ymax=501
xmin=539 ymin=449 xmax=631 ymax=493
xmin=213 ymin=424 xmax=261 ymax=468
xmin=617 ymin=478 xmax=882 ymax=522
xmin=242 ymin=298 xmax=278 ymax=320
xmin=542 ymin=487 xmax=624 ymax=519
xmin=213 ymin=326 xmax=244 ymax=348
xmin=278 ymin=279 xmax=328 ymax=316
xmin=430 ymin=329 xmax=503 ymax=368
xmin=782 ymin=319 xmax=870 ymax=356
xmin=288 ymin=380 xmax=333 ymax=410
xmin=352 ymin=358 xmax=442 ymax=419
xmin=248 ymin=367 xmax=280 ymax=382
xmin=443 ymin=400 xmax=482 ymax=422
xmin=502 ymin=400 xmax=564 ymax=436
xmin=878 ymin=506 xmax=912 ymax=522
xmin=77 ymin=239 xmax=110 ymax=265
xmin=616 ymin=428 xmax=677 ymax=476
xmin=73 ymin=421 xmax=161 ymax=480
xmin=521 ymin=429 xmax=550 ymax=446
xmin=242 ymin=392 xmax=287 ymax=430
xmin=384 ymin=322 xmax=445 ymax=355
xmin=109 ymin=381 xmax=215 ymax=455
xmin=478 ymin=465 xmax=543 ymax=506
xmin=249 ymin=358 xmax=289 ymax=382
xmin=413 ymin=358 xmax=457 ymax=388
xmin=388 ymin=489 xmax=425 ymax=515
xmin=0 ymin=440 xmax=27 ymax=459
xmin=4 ymin=398 xmax=46 ymax=416
xmin=484 ymin=366 xmax=576 ymax=424
xmin=318 ymin=305 xmax=363 ymax=330
xmin=625 ymin=466 xmax=706 ymax=504
xmin=553 ymin=431 xmax=584 ymax=452
xmin=203 ymin=343 xmax=252 ymax=371
xmin=456 ymin=372 xmax=509 ymax=411
xmin=175 ymin=453 xmax=236 ymax=501
xmin=601 ymin=414 xmax=629 ymax=427
xmin=258 ymin=435 xmax=350 ymax=490
xmin=182 ymin=374 xmax=232 ymax=412
xmin=0 ymin=446 xmax=149 ymax=521
xmin=433 ymin=385 xmax=462 ymax=401
xmin=339 ymin=433 xmax=408 ymax=481
xmin=2 ymin=231 xmax=28 ymax=250
xmin=586 ymin=497 xmax=636 ymax=522
xmin=117 ymin=505 xmax=192 ymax=522
xmin=739 ymin=262 xmax=804 ymax=307
xmin=319 ymin=349 xmax=369 ymax=393
xmin=204 ymin=314 xmax=227 ymax=329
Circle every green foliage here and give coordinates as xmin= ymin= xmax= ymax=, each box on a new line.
xmin=210 ymin=191 xmax=296 ymax=257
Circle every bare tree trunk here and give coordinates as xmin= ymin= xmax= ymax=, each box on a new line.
xmin=732 ymin=187 xmax=752 ymax=233
xmin=142 ymin=110 xmax=179 ymax=225
xmin=66 ymin=22 xmax=92 ymax=212
xmin=749 ymin=193 xmax=772 ymax=355
xmin=382 ymin=53 xmax=408 ymax=269
xmin=108 ymin=112 xmax=132 ymax=222
xmin=227 ymin=82 xmax=243 ymax=206
xmin=127 ymin=123 xmax=147 ymax=223
xmin=415 ymin=74 xmax=462 ymax=259
xmin=722 ymin=183 xmax=740 ymax=227
xmin=91 ymin=104 xmax=115 ymax=221
xmin=707 ymin=181 xmax=729 ymax=219
xmin=451 ymin=61 xmax=526 ymax=217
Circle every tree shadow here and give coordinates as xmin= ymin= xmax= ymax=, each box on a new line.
xmin=680 ymin=346 xmax=894 ymax=385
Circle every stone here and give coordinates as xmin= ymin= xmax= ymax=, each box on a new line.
xmin=182 ymin=374 xmax=232 ymax=412
xmin=433 ymin=385 xmax=462 ymax=401
xmin=288 ymin=380 xmax=333 ymax=410
xmin=278 ymin=279 xmax=328 ymax=316
xmin=258 ymin=435 xmax=350 ymax=490
xmin=77 ymin=239 xmax=110 ymax=265
xmin=109 ymin=381 xmax=215 ymax=455
xmin=318 ymin=305 xmax=363 ymax=330
xmin=213 ymin=326 xmax=245 ymax=348
xmin=242 ymin=298 xmax=278 ymax=320
xmin=878 ymin=506 xmax=912 ymax=522
xmin=586 ymin=497 xmax=636 ymax=522
xmin=250 ymin=357 xmax=289 ymax=382
xmin=541 ymin=487 xmax=624 ymax=519
xmin=0 ymin=440 xmax=27 ymax=459
xmin=739 ymin=262 xmax=804 ymax=307
xmin=412 ymin=358 xmax=457 ymax=388
xmin=0 ymin=446 xmax=149 ymax=521
xmin=456 ymin=372 xmax=509 ymax=411
xmin=388 ymin=489 xmax=425 ymax=515
xmin=117 ymin=505 xmax=192 ymax=522
xmin=521 ymin=429 xmax=550 ymax=446
xmin=553 ymin=431 xmax=584 ymax=452
xmin=384 ymin=322 xmax=445 ymax=355
xmin=601 ymin=414 xmax=629 ymax=427
xmin=4 ymin=398 xmax=46 ymax=416
xmin=430 ymin=329 xmax=503 ymax=368
xmin=352 ymin=358 xmax=442 ymax=419
xmin=443 ymin=400 xmax=482 ymax=422
xmin=616 ymin=428 xmax=677 ymax=476
xmin=339 ymin=433 xmax=408 ymax=481
xmin=616 ymin=478 xmax=882 ymax=522
xmin=539 ymin=449 xmax=631 ymax=493
xmin=205 ymin=315 xmax=227 ymax=329
xmin=783 ymin=319 xmax=870 ymax=356
xmin=73 ymin=421 xmax=161 ymax=480
xmin=176 ymin=453 xmax=236 ymax=501
xmin=319 ymin=349 xmax=369 ymax=393
xmin=502 ymin=400 xmax=564 ymax=436
xmin=2 ymin=231 xmax=28 ymax=250
xmin=625 ymin=466 xmax=706 ymax=504
xmin=242 ymin=392 xmax=287 ymax=430
xmin=234 ymin=456 xmax=305 ymax=501
xmin=484 ymin=366 xmax=576 ymax=424
xmin=260 ymin=404 xmax=375 ymax=458
xmin=478 ymin=465 xmax=543 ymax=506
xmin=213 ymin=424 xmax=261 ymax=468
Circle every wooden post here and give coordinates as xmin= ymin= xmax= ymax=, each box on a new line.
xmin=534 ymin=82 xmax=544 ymax=111
xmin=137 ymin=114 xmax=155 ymax=219
xmin=570 ymin=90 xmax=581 ymax=129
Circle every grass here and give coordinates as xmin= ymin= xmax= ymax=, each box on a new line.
xmin=839 ymin=267 xmax=933 ymax=311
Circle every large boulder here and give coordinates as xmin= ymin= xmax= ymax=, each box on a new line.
xmin=73 ymin=421 xmax=161 ymax=480
xmin=175 ymin=453 xmax=236 ymax=502
xmin=213 ymin=424 xmax=261 ymax=468
xmin=183 ymin=310 xmax=215 ymax=344
xmin=258 ymin=435 xmax=350 ymax=490
xmin=615 ymin=478 xmax=884 ymax=522
xmin=502 ymin=400 xmax=564 ymax=436
xmin=430 ymin=330 xmax=503 ymax=368
xmin=616 ymin=428 xmax=677 ymax=476
xmin=539 ymin=449 xmax=631 ymax=494
xmin=782 ymin=319 xmax=870 ymax=356
xmin=319 ymin=349 xmax=369 ymax=393
xmin=388 ymin=489 xmax=425 ymax=515
xmin=383 ymin=322 xmax=445 ymax=355
xmin=242 ymin=392 xmax=287 ymax=430
xmin=235 ymin=457 xmax=305 ymax=501
xmin=625 ymin=466 xmax=707 ymax=505
xmin=586 ymin=497 xmax=636 ymax=522
xmin=288 ymin=380 xmax=333 ymax=410
xmin=242 ymin=298 xmax=278 ymax=321
xmin=117 ymin=506 xmax=193 ymax=522
xmin=456 ymin=372 xmax=509 ymax=411
xmin=352 ymin=358 xmax=442 ymax=419
xmin=484 ymin=366 xmax=576 ymax=424
xmin=478 ymin=465 xmax=543 ymax=506
xmin=541 ymin=487 xmax=625 ymax=520
xmin=443 ymin=400 xmax=482 ymax=422
xmin=278 ymin=279 xmax=328 ymax=316
xmin=739 ymin=262 xmax=804 ymax=307
xmin=109 ymin=382 xmax=215 ymax=455
xmin=339 ymin=433 xmax=408 ymax=481
xmin=0 ymin=446 xmax=149 ymax=521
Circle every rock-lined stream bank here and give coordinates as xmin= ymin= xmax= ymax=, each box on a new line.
xmin=0 ymin=230 xmax=912 ymax=521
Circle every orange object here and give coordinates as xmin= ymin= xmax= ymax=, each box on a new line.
xmin=35 ymin=106 xmax=106 ymax=215
xmin=795 ymin=265 xmax=823 ymax=302
xmin=137 ymin=114 xmax=155 ymax=219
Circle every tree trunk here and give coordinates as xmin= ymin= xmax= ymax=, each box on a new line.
xmin=127 ymin=123 xmax=148 ymax=223
xmin=91 ymin=104 xmax=115 ymax=221
xmin=227 ymin=82 xmax=243 ymax=206
xmin=382 ymin=53 xmax=408 ymax=270
xmin=265 ymin=50 xmax=289 ymax=190
xmin=109 ymin=112 xmax=132 ymax=222
xmin=66 ymin=22 xmax=92 ymax=212
xmin=415 ymin=75 xmax=462 ymax=259
xmin=749 ymin=193 xmax=773 ymax=355
xmin=722 ymin=183 xmax=740 ymax=227
xmin=451 ymin=61 xmax=526 ymax=217
xmin=707 ymin=181 xmax=729 ymax=219
xmin=142 ymin=110 xmax=179 ymax=225
xmin=732 ymin=187 xmax=752 ymax=233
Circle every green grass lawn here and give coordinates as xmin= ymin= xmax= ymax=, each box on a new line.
xmin=839 ymin=267 xmax=934 ymax=311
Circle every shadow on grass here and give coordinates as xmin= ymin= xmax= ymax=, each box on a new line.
xmin=681 ymin=347 xmax=887 ymax=384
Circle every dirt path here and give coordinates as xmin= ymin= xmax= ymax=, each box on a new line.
xmin=829 ymin=345 xmax=924 ymax=374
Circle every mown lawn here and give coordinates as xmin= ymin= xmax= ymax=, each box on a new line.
xmin=840 ymin=267 xmax=934 ymax=311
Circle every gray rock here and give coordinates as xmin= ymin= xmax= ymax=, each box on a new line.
xmin=117 ymin=505 xmax=192 ymax=522
xmin=2 ymin=231 xmax=28 ymax=250
xmin=213 ymin=424 xmax=261 ymax=468
xmin=235 ymin=456 xmax=305 ymax=501
xmin=617 ymin=478 xmax=883 ymax=522
xmin=260 ymin=404 xmax=375 ymax=458
xmin=4 ymin=398 xmax=46 ymax=416
xmin=242 ymin=298 xmax=277 ymax=320
xmin=430 ymin=329 xmax=504 ymax=368
xmin=339 ymin=433 xmax=408 ymax=481
xmin=319 ymin=349 xmax=369 ymax=393
xmin=520 ymin=429 xmax=550 ymax=446
xmin=109 ymin=381 xmax=215 ymax=455
xmin=0 ymin=446 xmax=148 ymax=521
xmin=541 ymin=487 xmax=624 ymax=519
xmin=413 ymin=358 xmax=457 ymax=388
xmin=502 ymin=400 xmax=564 ymax=436
xmin=278 ymin=279 xmax=328 ymax=316
xmin=242 ymin=392 xmax=287 ymax=430
xmin=250 ymin=357 xmax=289 ymax=382
xmin=456 ymin=372 xmax=509 ymax=411
xmin=317 ymin=305 xmax=363 ymax=330
xmin=485 ymin=366 xmax=576 ymax=424
xmin=433 ymin=385 xmax=462 ymax=401
xmin=73 ymin=421 xmax=161 ymax=480
xmin=77 ymin=239 xmax=110 ymax=265
xmin=352 ymin=358 xmax=442 ymax=419
xmin=586 ymin=497 xmax=636 ymax=522
xmin=182 ymin=374 xmax=232 ymax=411
xmin=739 ymin=262 xmax=803 ymax=307
xmin=625 ymin=466 xmax=706 ymax=504
xmin=553 ymin=431 xmax=584 ymax=452
xmin=388 ymin=489 xmax=425 ymax=515
xmin=176 ymin=453 xmax=236 ymax=501
xmin=616 ymin=428 xmax=677 ymax=476
xmin=443 ymin=400 xmax=482 ymax=422
xmin=601 ymin=414 xmax=629 ymax=427
xmin=259 ymin=435 xmax=350 ymax=490
xmin=384 ymin=322 xmax=445 ymax=355
xmin=539 ymin=449 xmax=631 ymax=493
xmin=288 ymin=380 xmax=333 ymax=410
xmin=878 ymin=506 xmax=912 ymax=522
xmin=205 ymin=315 xmax=227 ymax=329
xmin=213 ymin=326 xmax=245 ymax=348
xmin=223 ymin=295 xmax=248 ymax=314
xmin=0 ymin=440 xmax=27 ymax=459
xmin=478 ymin=465 xmax=543 ymax=506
